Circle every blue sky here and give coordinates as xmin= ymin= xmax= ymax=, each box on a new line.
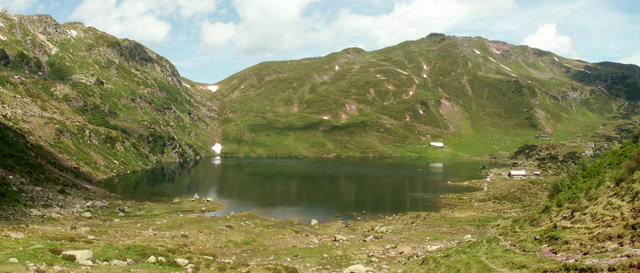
xmin=1 ymin=0 xmax=639 ymax=83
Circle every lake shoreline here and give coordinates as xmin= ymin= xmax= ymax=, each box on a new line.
xmin=3 ymin=162 xmax=635 ymax=272
xmin=0 ymin=168 xmax=565 ymax=272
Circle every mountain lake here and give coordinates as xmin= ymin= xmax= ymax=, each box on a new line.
xmin=102 ymin=158 xmax=496 ymax=223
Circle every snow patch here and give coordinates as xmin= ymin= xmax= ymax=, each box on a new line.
xmin=335 ymin=65 xmax=339 ymax=71
xmin=423 ymin=74 xmax=427 ymax=78
xmin=553 ymin=56 xmax=559 ymax=62
xmin=207 ymin=85 xmax=219 ymax=92
xmin=557 ymin=60 xmax=591 ymax=73
xmin=182 ymin=83 xmax=191 ymax=88
xmin=473 ymin=49 xmax=481 ymax=55
xmin=423 ymin=63 xmax=427 ymax=70
xmin=0 ymin=22 xmax=4 ymax=27
xmin=394 ymin=68 xmax=409 ymax=75
xmin=67 ymin=29 xmax=78 ymax=37
xmin=487 ymin=56 xmax=514 ymax=72
xmin=0 ymin=35 xmax=5 ymax=41
xmin=418 ymin=109 xmax=424 ymax=114
xmin=211 ymin=143 xmax=222 ymax=154
xmin=322 ymin=116 xmax=330 ymax=120
xmin=409 ymin=91 xmax=414 ymax=96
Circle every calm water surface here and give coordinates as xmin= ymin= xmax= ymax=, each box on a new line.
xmin=103 ymin=158 xmax=493 ymax=223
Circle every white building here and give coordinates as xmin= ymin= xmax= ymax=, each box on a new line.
xmin=429 ymin=142 xmax=445 ymax=148
xmin=508 ymin=170 xmax=527 ymax=178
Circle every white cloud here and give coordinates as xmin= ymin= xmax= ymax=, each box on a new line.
xmin=331 ymin=0 xmax=514 ymax=49
xmin=177 ymin=0 xmax=218 ymax=17
xmin=198 ymin=0 xmax=514 ymax=56
xmin=199 ymin=0 xmax=317 ymax=56
xmin=0 ymin=0 xmax=36 ymax=12
xmin=621 ymin=52 xmax=640 ymax=66
xmin=200 ymin=20 xmax=236 ymax=51
xmin=70 ymin=0 xmax=217 ymax=44
xmin=522 ymin=24 xmax=576 ymax=58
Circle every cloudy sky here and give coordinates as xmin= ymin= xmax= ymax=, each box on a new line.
xmin=1 ymin=0 xmax=639 ymax=83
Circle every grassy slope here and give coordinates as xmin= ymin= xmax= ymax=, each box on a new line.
xmin=516 ymin=132 xmax=640 ymax=249
xmin=0 ymin=12 xmax=218 ymax=179
xmin=214 ymin=34 xmax=637 ymax=158
xmin=0 ymin=121 xmax=93 ymax=211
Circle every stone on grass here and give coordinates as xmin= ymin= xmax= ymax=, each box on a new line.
xmin=8 ymin=258 xmax=18 ymax=263
xmin=30 ymin=209 xmax=43 ymax=216
xmin=175 ymin=258 xmax=189 ymax=267
xmin=310 ymin=219 xmax=318 ymax=225
xmin=146 ymin=255 xmax=157 ymax=263
xmin=93 ymin=201 xmax=108 ymax=208
xmin=193 ymin=193 xmax=200 ymax=199
xmin=117 ymin=206 xmax=129 ymax=213
xmin=50 ymin=213 xmax=62 ymax=219
xmin=60 ymin=250 xmax=93 ymax=265
xmin=110 ymin=259 xmax=127 ymax=266
xmin=334 ymin=234 xmax=347 ymax=242
xmin=158 ymin=256 xmax=167 ymax=263
xmin=126 ymin=258 xmax=134 ymax=264
xmin=464 ymin=234 xmax=473 ymax=240
xmin=80 ymin=212 xmax=92 ymax=218
xmin=343 ymin=264 xmax=374 ymax=273
xmin=8 ymin=231 xmax=24 ymax=239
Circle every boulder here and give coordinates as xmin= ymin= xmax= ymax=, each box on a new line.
xmin=61 ymin=250 xmax=93 ymax=264
xmin=158 ymin=256 xmax=167 ymax=263
xmin=334 ymin=234 xmax=347 ymax=242
xmin=343 ymin=264 xmax=374 ymax=273
xmin=117 ymin=206 xmax=129 ymax=213
xmin=146 ymin=255 xmax=157 ymax=263
xmin=175 ymin=258 xmax=189 ymax=267
xmin=93 ymin=201 xmax=108 ymax=208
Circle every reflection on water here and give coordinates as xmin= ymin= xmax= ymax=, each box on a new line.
xmin=102 ymin=158 xmax=492 ymax=223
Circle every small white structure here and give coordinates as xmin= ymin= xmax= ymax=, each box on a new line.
xmin=211 ymin=143 xmax=222 ymax=155
xmin=508 ymin=170 xmax=527 ymax=178
xmin=429 ymin=142 xmax=445 ymax=148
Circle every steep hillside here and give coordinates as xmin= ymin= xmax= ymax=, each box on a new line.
xmin=537 ymin=132 xmax=639 ymax=247
xmin=498 ymin=132 xmax=640 ymax=270
xmin=213 ymin=33 xmax=639 ymax=157
xmin=0 ymin=121 xmax=96 ymax=218
xmin=0 ymin=11 xmax=219 ymax=179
